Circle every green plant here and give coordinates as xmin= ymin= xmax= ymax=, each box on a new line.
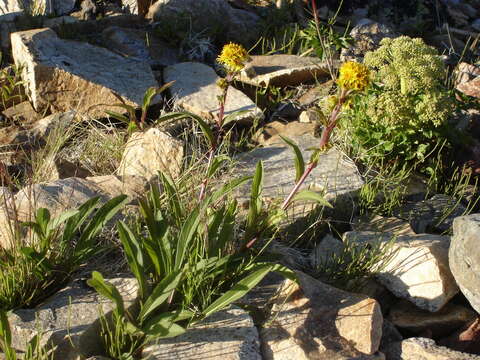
xmin=0 ymin=310 xmax=53 ymax=360
xmin=28 ymin=119 xmax=74 ymax=185
xmin=280 ymin=61 xmax=370 ymax=210
xmin=340 ymin=36 xmax=458 ymax=170
xmin=61 ymin=119 xmax=126 ymax=176
xmin=311 ymin=235 xmax=398 ymax=291
xmin=0 ymin=63 xmax=26 ymax=114
xmin=299 ymin=18 xmax=352 ymax=60
xmin=106 ymin=83 xmax=174 ymax=133
xmin=88 ymin=171 xmax=295 ymax=359
xmin=0 ymin=195 xmax=128 ymax=310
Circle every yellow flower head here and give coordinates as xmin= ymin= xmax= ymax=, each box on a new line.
xmin=217 ymin=42 xmax=250 ymax=72
xmin=337 ymin=61 xmax=370 ymax=91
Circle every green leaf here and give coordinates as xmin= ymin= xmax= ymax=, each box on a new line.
xmin=117 ymin=221 xmax=148 ymax=300
xmin=142 ymin=87 xmax=158 ymax=113
xmin=35 ymin=208 xmax=50 ymax=235
xmin=188 ymin=113 xmax=215 ymax=148
xmin=202 ymin=263 xmax=275 ymax=317
xmin=105 ymin=110 xmax=129 ymax=124
xmin=207 ymin=155 xmax=230 ymax=178
xmin=48 ymin=209 xmax=79 ymax=234
xmin=142 ymin=310 xmax=192 ymax=339
xmin=292 ymin=189 xmax=332 ymax=208
xmin=246 ymin=161 xmax=264 ymax=235
xmin=0 ymin=310 xmax=12 ymax=347
xmin=174 ymin=206 xmax=200 ymax=270
xmin=280 ymin=136 xmax=305 ymax=182
xmin=222 ymin=110 xmax=252 ymax=125
xmin=139 ymin=270 xmax=183 ymax=322
xmin=87 ymin=271 xmax=125 ymax=316
xmin=77 ymin=195 xmax=128 ymax=250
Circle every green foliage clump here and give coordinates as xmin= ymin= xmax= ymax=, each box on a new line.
xmin=341 ymin=36 xmax=457 ymax=167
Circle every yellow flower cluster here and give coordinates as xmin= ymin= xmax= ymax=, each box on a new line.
xmin=337 ymin=61 xmax=370 ymax=91
xmin=217 ymin=42 xmax=250 ymax=73
xmin=364 ymin=36 xmax=444 ymax=94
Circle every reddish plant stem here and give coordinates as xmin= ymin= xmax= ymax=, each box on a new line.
xmin=198 ymin=78 xmax=231 ymax=201
xmin=281 ymin=88 xmax=348 ymax=210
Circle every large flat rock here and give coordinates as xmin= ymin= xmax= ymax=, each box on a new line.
xmin=143 ymin=306 xmax=261 ymax=359
xmin=238 ymin=55 xmax=332 ymax=87
xmin=261 ymin=271 xmax=383 ymax=359
xmin=234 ymin=133 xmax=364 ymax=219
xmin=9 ymin=277 xmax=137 ymax=359
xmin=11 ymin=28 xmax=159 ymax=117
xmin=164 ymin=62 xmax=263 ymax=124
xmin=344 ymin=232 xmax=459 ymax=312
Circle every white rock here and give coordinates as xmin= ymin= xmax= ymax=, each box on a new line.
xmin=237 ymin=55 xmax=332 ymax=87
xmin=449 ymin=214 xmax=480 ymax=313
xmin=165 ymin=62 xmax=263 ymax=124
xmin=384 ymin=337 xmax=480 ymax=360
xmin=118 ymin=128 xmax=184 ymax=180
xmin=0 ymin=177 xmax=108 ymax=249
xmin=344 ymin=232 xmax=459 ymax=312
xmin=261 ymin=271 xmax=383 ymax=358
xmin=11 ymin=28 xmax=159 ymax=117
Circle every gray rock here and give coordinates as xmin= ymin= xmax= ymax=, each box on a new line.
xmin=397 ymin=194 xmax=467 ymax=233
xmin=238 ymin=55 xmax=333 ymax=87
xmin=472 ymin=18 xmax=480 ymax=32
xmin=143 ymin=306 xmax=261 ymax=359
xmin=234 ymin=133 xmax=364 ymax=220
xmin=101 ymin=26 xmax=179 ymax=68
xmin=261 ymin=271 xmax=383 ymax=358
xmin=384 ymin=337 xmax=480 ymax=360
xmin=11 ymin=28 xmax=159 ymax=117
xmin=8 ymin=277 xmax=138 ymax=359
xmin=388 ymin=300 xmax=476 ymax=338
xmin=43 ymin=15 xmax=78 ymax=27
xmin=0 ymin=11 xmax=20 ymax=51
xmin=341 ymin=20 xmax=398 ymax=62
xmin=352 ymin=215 xmax=415 ymax=236
xmin=449 ymin=214 xmax=480 ymax=313
xmin=117 ymin=128 xmax=184 ymax=181
xmin=0 ymin=177 xmax=111 ymax=248
xmin=164 ymin=62 xmax=263 ymax=124
xmin=146 ymin=0 xmax=261 ymax=45
xmin=379 ymin=319 xmax=402 ymax=352
xmin=310 ymin=234 xmax=345 ymax=269
xmin=344 ymin=232 xmax=458 ymax=312
xmin=253 ymin=121 xmax=315 ymax=147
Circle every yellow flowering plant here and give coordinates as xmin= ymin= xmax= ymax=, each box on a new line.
xmin=197 ymin=43 xmax=251 ymax=200
xmin=340 ymin=36 xmax=457 ymax=168
xmin=281 ymin=61 xmax=370 ymax=209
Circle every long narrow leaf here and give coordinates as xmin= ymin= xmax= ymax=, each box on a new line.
xmin=280 ymin=135 xmax=305 ymax=182
xmin=202 ymin=263 xmax=275 ymax=317
xmin=117 ymin=221 xmax=148 ymax=300
xmin=139 ymin=270 xmax=183 ymax=322
xmin=87 ymin=271 xmax=125 ymax=316
xmin=292 ymin=189 xmax=332 ymax=208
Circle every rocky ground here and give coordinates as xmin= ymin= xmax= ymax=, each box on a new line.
xmin=0 ymin=0 xmax=480 ymax=359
